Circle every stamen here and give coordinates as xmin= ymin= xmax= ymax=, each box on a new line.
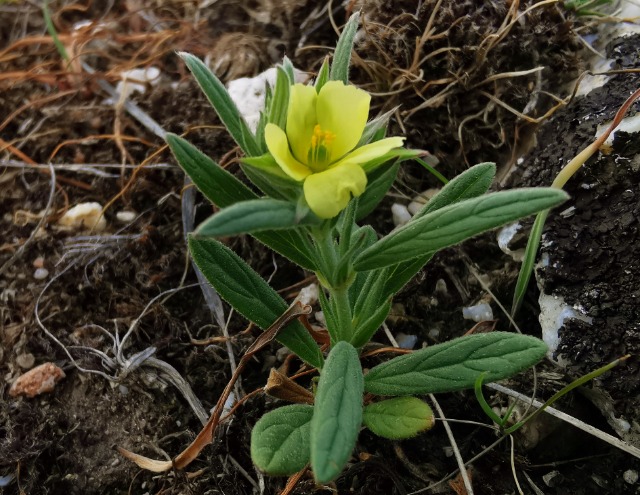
xmin=308 ymin=124 xmax=336 ymax=171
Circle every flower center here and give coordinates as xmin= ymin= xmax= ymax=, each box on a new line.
xmin=307 ymin=124 xmax=336 ymax=172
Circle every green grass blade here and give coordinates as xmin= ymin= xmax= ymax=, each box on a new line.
xmin=511 ymin=209 xmax=550 ymax=317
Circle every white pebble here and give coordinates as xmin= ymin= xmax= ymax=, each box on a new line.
xmin=391 ymin=203 xmax=412 ymax=227
xmin=314 ymin=311 xmax=326 ymax=326
xmin=227 ymin=66 xmax=307 ymax=133
xmin=396 ymin=333 xmax=418 ymax=349
xmin=116 ymin=211 xmax=137 ymax=223
xmin=57 ymin=202 xmax=107 ymax=231
xmin=462 ymin=303 xmax=493 ymax=322
xmin=623 ymin=470 xmax=638 ymax=484
xmin=497 ymin=222 xmax=523 ymax=261
xmin=296 ymin=283 xmax=318 ymax=306
xmin=33 ymin=268 xmax=49 ymax=280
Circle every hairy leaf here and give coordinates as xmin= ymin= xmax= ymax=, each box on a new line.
xmin=196 ymin=199 xmax=316 ymax=237
xmin=167 ymin=133 xmax=256 ymax=207
xmin=354 ymin=188 xmax=568 ymax=271
xmin=356 ymin=163 xmax=399 ymax=220
xmin=364 ymin=332 xmax=547 ymax=395
xmin=251 ymin=405 xmax=313 ymax=475
xmin=179 ymin=52 xmax=261 ymax=156
xmin=377 ymin=163 xmax=496 ymax=297
xmin=329 ymin=12 xmax=359 ymax=84
xmin=363 ymin=397 xmax=435 ymax=439
xmin=189 ymin=236 xmax=323 ymax=369
xmin=413 ymin=162 xmax=496 ymax=219
xmin=311 ymin=342 xmax=363 ymax=483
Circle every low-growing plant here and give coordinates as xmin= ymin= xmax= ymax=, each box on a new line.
xmin=121 ymin=13 xmax=569 ymax=483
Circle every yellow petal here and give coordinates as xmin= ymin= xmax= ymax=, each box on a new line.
xmin=303 ymin=163 xmax=367 ymax=219
xmin=265 ymin=123 xmax=311 ymax=181
xmin=286 ymin=84 xmax=318 ymax=164
xmin=316 ymin=81 xmax=370 ymax=162
xmin=330 ymin=137 xmax=405 ymax=168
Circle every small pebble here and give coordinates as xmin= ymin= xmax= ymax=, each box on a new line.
xmin=462 ymin=303 xmax=493 ymax=322
xmin=33 ymin=267 xmax=49 ymax=280
xmin=396 ymin=333 xmax=418 ymax=349
xmin=314 ymin=311 xmax=326 ymax=326
xmin=32 ymin=256 xmax=45 ymax=268
xmin=623 ymin=469 xmax=638 ymax=485
xmin=9 ymin=362 xmax=65 ymax=398
xmin=116 ymin=211 xmax=137 ymax=223
xmin=16 ymin=353 xmax=35 ymax=369
xmin=297 ymin=283 xmax=318 ymax=306
xmin=407 ymin=200 xmax=425 ymax=216
xmin=57 ymin=202 xmax=107 ymax=231
xmin=542 ymin=470 xmax=563 ymax=487
xmin=391 ymin=203 xmax=412 ymax=227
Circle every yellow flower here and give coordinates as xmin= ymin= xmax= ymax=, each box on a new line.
xmin=264 ymin=81 xmax=405 ymax=219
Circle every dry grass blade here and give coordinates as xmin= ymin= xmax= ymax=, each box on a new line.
xmin=488 ymin=382 xmax=640 ymax=460
xmin=429 ymin=394 xmax=474 ymax=495
xmin=118 ymin=301 xmax=313 ymax=472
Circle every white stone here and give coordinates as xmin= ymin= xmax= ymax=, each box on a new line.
xmin=116 ymin=211 xmax=137 ymax=223
xmin=112 ymin=67 xmax=160 ymax=102
xmin=227 ymin=66 xmax=308 ymax=133
xmin=595 ymin=112 xmax=640 ymax=148
xmin=57 ymin=202 xmax=107 ymax=231
xmin=391 ymin=203 xmax=411 ymax=227
xmin=623 ymin=470 xmax=638 ymax=485
xmin=396 ymin=333 xmax=418 ymax=349
xmin=296 ymin=283 xmax=318 ymax=306
xmin=538 ymin=292 xmax=593 ymax=363
xmin=497 ymin=222 xmax=523 ymax=261
xmin=33 ymin=267 xmax=49 ymax=280
xmin=462 ymin=302 xmax=493 ymax=322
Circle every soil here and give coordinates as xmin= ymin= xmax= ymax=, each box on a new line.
xmin=507 ymin=33 xmax=640 ymax=437
xmin=1 ymin=1 xmax=640 ymax=495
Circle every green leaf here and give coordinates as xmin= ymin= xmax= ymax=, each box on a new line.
xmin=360 ymin=147 xmax=419 ymax=174
xmin=329 ymin=12 xmax=359 ymax=84
xmin=179 ymin=52 xmax=262 ymax=156
xmin=251 ymin=404 xmax=313 ymax=475
xmin=318 ymin=286 xmax=339 ymax=344
xmin=311 ymin=341 xmax=364 ymax=483
xmin=356 ymin=163 xmax=399 ymax=220
xmin=353 ymin=188 xmax=569 ymax=271
xmin=167 ymin=133 xmax=316 ymax=270
xmin=196 ymin=199 xmax=316 ymax=237
xmin=357 ymin=107 xmax=396 ymax=147
xmin=167 ymin=133 xmax=256 ymax=207
xmin=350 ymin=300 xmax=391 ymax=348
xmin=281 ymin=55 xmax=296 ymax=83
xmin=382 ymin=253 xmax=433 ymax=300
xmin=413 ymin=162 xmax=496 ymax=219
xmin=376 ymin=162 xmax=496 ymax=297
xmin=315 ymin=56 xmax=330 ymax=92
xmin=348 ymin=226 xmax=378 ymax=303
xmin=268 ymin=67 xmax=290 ymax=130
xmin=241 ymin=155 xmax=301 ymax=201
xmin=189 ymin=236 xmax=323 ymax=369
xmin=256 ymin=229 xmax=317 ymax=272
xmin=363 ymin=397 xmax=435 ymax=440
xmin=364 ymin=332 xmax=547 ymax=395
